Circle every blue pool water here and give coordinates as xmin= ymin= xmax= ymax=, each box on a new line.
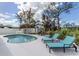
xmin=4 ymin=34 xmax=37 ymax=43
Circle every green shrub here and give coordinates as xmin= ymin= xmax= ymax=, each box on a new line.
xmin=67 ymin=29 xmax=79 ymax=45
xmin=75 ymin=35 xmax=79 ymax=45
xmin=53 ymin=28 xmax=79 ymax=45
xmin=58 ymin=29 xmax=68 ymax=40
xmin=47 ymin=30 xmax=53 ymax=38
xmin=74 ymin=30 xmax=79 ymax=45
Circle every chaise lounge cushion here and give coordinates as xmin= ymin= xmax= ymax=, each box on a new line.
xmin=47 ymin=36 xmax=75 ymax=48
xmin=61 ymin=36 xmax=75 ymax=45
xmin=51 ymin=33 xmax=60 ymax=39
xmin=47 ymin=43 xmax=64 ymax=48
xmin=43 ymin=33 xmax=59 ymax=41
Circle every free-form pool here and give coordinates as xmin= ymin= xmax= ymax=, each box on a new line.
xmin=4 ymin=34 xmax=37 ymax=43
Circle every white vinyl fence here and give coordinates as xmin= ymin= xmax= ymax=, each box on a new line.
xmin=0 ymin=28 xmax=20 ymax=35
xmin=0 ymin=28 xmax=38 ymax=35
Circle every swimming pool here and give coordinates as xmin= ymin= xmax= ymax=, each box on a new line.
xmin=4 ymin=34 xmax=37 ymax=43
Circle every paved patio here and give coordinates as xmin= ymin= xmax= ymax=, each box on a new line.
xmin=0 ymin=35 xmax=79 ymax=56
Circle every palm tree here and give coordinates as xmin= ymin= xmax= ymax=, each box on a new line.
xmin=42 ymin=2 xmax=74 ymax=31
xmin=16 ymin=8 xmax=35 ymax=33
xmin=16 ymin=13 xmax=23 ymax=30
xmin=52 ymin=2 xmax=74 ymax=29
xmin=42 ymin=16 xmax=51 ymax=31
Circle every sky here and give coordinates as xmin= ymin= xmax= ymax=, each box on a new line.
xmin=0 ymin=2 xmax=20 ymax=27
xmin=0 ymin=2 xmax=79 ymax=27
xmin=60 ymin=2 xmax=79 ymax=26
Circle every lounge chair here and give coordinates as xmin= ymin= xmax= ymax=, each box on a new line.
xmin=46 ymin=36 xmax=77 ymax=53
xmin=42 ymin=33 xmax=60 ymax=43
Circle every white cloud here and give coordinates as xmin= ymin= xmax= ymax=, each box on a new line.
xmin=0 ymin=18 xmax=11 ymax=25
xmin=14 ymin=2 xmax=25 ymax=11
xmin=0 ymin=13 xmax=16 ymax=19
xmin=15 ymin=2 xmax=65 ymax=25
xmin=0 ymin=18 xmax=19 ymax=27
xmin=16 ymin=2 xmax=50 ymax=22
xmin=15 ymin=2 xmax=49 ymax=11
xmin=0 ymin=13 xmax=19 ymax=27
xmin=0 ymin=13 xmax=11 ymax=18
xmin=33 ymin=9 xmax=43 ymax=22
xmin=14 ymin=1 xmax=24 ymax=5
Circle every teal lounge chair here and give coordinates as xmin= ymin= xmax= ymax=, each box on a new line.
xmin=42 ymin=33 xmax=60 ymax=43
xmin=46 ymin=36 xmax=77 ymax=53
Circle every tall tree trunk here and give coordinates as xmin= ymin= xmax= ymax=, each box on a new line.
xmin=23 ymin=28 xmax=27 ymax=34
xmin=53 ymin=18 xmax=56 ymax=31
xmin=57 ymin=17 xmax=60 ymax=30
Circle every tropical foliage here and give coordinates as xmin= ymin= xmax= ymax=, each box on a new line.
xmin=55 ymin=28 xmax=79 ymax=45
xmin=42 ymin=2 xmax=74 ymax=32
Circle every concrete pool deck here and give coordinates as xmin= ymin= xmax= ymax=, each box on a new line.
xmin=0 ymin=35 xmax=79 ymax=56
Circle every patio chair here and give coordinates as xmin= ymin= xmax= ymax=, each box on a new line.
xmin=42 ymin=33 xmax=60 ymax=43
xmin=46 ymin=36 xmax=77 ymax=53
